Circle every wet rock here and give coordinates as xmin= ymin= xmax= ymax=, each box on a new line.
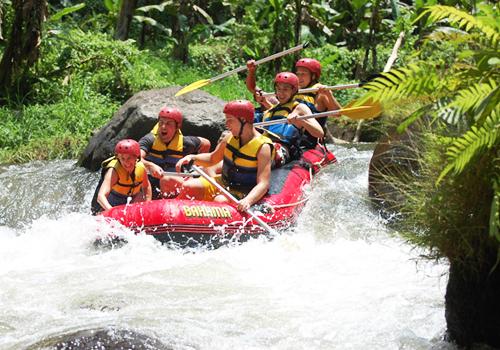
xmin=367 ymin=123 xmax=420 ymax=219
xmin=78 ymin=86 xmax=226 ymax=171
xmin=27 ymin=327 xmax=171 ymax=350
xmin=326 ymin=117 xmax=383 ymax=143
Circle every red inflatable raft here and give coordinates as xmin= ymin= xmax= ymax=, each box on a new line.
xmin=101 ymin=145 xmax=336 ymax=247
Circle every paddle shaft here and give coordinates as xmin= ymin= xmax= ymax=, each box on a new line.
xmin=254 ymin=109 xmax=352 ymax=127
xmin=261 ymin=83 xmax=361 ymax=97
xmin=161 ymin=171 xmax=199 ymax=178
xmin=209 ymin=42 xmax=308 ymax=84
xmin=191 ymin=165 xmax=275 ymax=234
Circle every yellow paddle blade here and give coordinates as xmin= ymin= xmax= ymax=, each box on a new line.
xmin=343 ymin=98 xmax=383 ymax=120
xmin=175 ymin=79 xmax=211 ymax=97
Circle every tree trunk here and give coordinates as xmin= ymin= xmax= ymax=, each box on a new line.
xmin=446 ymin=256 xmax=500 ymax=347
xmin=172 ymin=3 xmax=190 ymax=63
xmin=115 ymin=0 xmax=137 ymax=41
xmin=0 ymin=0 xmax=47 ymax=100
xmin=293 ymin=0 xmax=302 ymax=64
xmin=0 ymin=1 xmax=4 ymax=41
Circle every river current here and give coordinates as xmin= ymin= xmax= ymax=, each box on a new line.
xmin=0 ymin=145 xmax=452 ymax=349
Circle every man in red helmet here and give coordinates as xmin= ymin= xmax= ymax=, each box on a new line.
xmin=139 ymin=106 xmax=211 ymax=198
xmin=175 ymin=100 xmax=273 ymax=212
xmin=91 ymin=139 xmax=152 ymax=214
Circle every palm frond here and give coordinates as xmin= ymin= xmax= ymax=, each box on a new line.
xmin=416 ymin=5 xmax=499 ymax=45
xmin=437 ymin=107 xmax=500 ymax=183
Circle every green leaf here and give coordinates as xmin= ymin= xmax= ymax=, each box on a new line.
xmin=50 ymin=3 xmax=86 ymax=22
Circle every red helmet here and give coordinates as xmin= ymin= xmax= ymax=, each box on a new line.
xmin=158 ymin=106 xmax=182 ymax=126
xmin=274 ymin=72 xmax=299 ymax=91
xmin=115 ymin=139 xmax=141 ymax=158
xmin=223 ymin=100 xmax=255 ymax=123
xmin=295 ymin=58 xmax=321 ymax=79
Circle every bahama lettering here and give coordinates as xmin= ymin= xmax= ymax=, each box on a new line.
xmin=183 ymin=205 xmax=232 ymax=218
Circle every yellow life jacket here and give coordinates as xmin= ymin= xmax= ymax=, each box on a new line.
xmin=102 ymin=157 xmax=146 ymax=197
xmin=294 ymin=82 xmax=321 ymax=113
xmin=222 ymin=134 xmax=274 ymax=191
xmin=145 ymin=130 xmax=189 ymax=171
xmin=262 ymin=100 xmax=301 ymax=145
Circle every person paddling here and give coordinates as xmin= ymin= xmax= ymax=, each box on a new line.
xmin=257 ymin=72 xmax=324 ymax=163
xmin=139 ymin=107 xmax=211 ymax=198
xmin=175 ymin=100 xmax=273 ymax=212
xmin=91 ymin=139 xmax=152 ymax=214
xmin=247 ymin=58 xmax=340 ymax=149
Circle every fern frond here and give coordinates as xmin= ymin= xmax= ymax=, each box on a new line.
xmin=448 ymin=79 xmax=497 ymax=116
xmin=437 ymin=108 xmax=500 ymax=183
xmin=362 ymin=64 xmax=442 ymax=104
xmin=417 ymin=5 xmax=499 ymax=45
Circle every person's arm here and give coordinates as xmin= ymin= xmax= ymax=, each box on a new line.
xmin=288 ymin=103 xmax=324 ymax=138
xmin=140 ymin=149 xmax=164 ymax=179
xmin=175 ymin=133 xmax=229 ymax=172
xmin=143 ymin=175 xmax=152 ymax=201
xmin=97 ymin=168 xmax=118 ymax=211
xmin=139 ymin=134 xmax=164 ymax=178
xmin=197 ymin=137 xmax=211 ymax=153
xmin=254 ymin=90 xmax=273 ymax=110
xmin=246 ymin=59 xmax=257 ymax=95
xmin=237 ymin=143 xmax=272 ymax=211
xmin=316 ymin=86 xmax=342 ymax=112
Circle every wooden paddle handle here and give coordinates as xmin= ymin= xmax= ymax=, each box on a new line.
xmin=191 ymin=165 xmax=275 ymax=234
xmin=261 ymin=83 xmax=361 ymax=97
xmin=210 ymin=42 xmax=309 ymax=83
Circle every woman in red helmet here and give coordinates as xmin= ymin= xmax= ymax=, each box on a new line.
xmin=247 ymin=58 xmax=341 ymax=149
xmin=139 ymin=106 xmax=211 ymax=198
xmin=294 ymin=58 xmax=342 ymax=148
xmin=91 ymin=139 xmax=152 ymax=214
xmin=175 ymin=100 xmax=273 ymax=212
xmin=258 ymin=71 xmax=324 ymax=161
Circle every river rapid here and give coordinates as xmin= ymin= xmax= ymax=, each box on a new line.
xmin=0 ymin=145 xmax=452 ymax=350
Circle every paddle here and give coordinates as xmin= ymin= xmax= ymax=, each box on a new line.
xmin=161 ymin=170 xmax=199 ymax=178
xmin=261 ymin=83 xmax=362 ymax=97
xmin=191 ymin=165 xmax=276 ymax=235
xmin=254 ymin=105 xmax=382 ymax=127
xmin=175 ymin=42 xmax=309 ymax=97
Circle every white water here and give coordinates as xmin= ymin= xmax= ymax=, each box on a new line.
xmin=0 ymin=146 xmax=451 ymax=349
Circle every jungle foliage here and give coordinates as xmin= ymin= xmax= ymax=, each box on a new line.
xmin=361 ymin=4 xmax=499 ymax=265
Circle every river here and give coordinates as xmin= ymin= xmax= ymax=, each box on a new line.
xmin=0 ymin=145 xmax=452 ymax=349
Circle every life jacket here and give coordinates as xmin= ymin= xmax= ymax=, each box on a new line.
xmin=294 ymin=82 xmax=321 ymax=115
xmin=294 ymin=82 xmax=328 ymax=149
xmin=144 ymin=130 xmax=192 ymax=172
xmin=104 ymin=157 xmax=146 ymax=197
xmin=222 ymin=134 xmax=274 ymax=192
xmin=261 ymin=100 xmax=301 ymax=146
xmin=90 ymin=157 xmax=146 ymax=215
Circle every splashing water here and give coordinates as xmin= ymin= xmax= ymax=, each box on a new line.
xmin=0 ymin=146 xmax=452 ymax=349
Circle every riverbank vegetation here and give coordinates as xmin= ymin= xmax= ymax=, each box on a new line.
xmin=0 ymin=0 xmax=429 ymax=163
xmin=362 ymin=4 xmax=499 ymax=346
xmin=0 ymin=0 xmax=498 ymax=346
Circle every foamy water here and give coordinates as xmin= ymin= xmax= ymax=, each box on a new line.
xmin=0 ymin=146 xmax=451 ymax=349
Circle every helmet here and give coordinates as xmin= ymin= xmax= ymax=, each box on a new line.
xmin=115 ymin=139 xmax=141 ymax=158
xmin=295 ymin=58 xmax=321 ymax=79
xmin=223 ymin=100 xmax=255 ymax=124
xmin=274 ymin=72 xmax=299 ymax=91
xmin=158 ymin=106 xmax=182 ymax=126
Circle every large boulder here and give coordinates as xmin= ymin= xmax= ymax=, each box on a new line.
xmin=78 ymin=86 xmax=226 ymax=171
xmin=27 ymin=327 xmax=170 ymax=349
